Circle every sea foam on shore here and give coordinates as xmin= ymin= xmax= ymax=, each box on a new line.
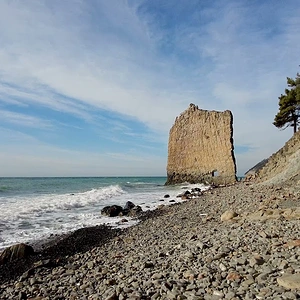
xmin=0 ymin=177 xmax=209 ymax=250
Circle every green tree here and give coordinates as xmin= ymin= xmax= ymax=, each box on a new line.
xmin=273 ymin=72 xmax=300 ymax=133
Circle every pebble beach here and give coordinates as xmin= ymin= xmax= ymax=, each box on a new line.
xmin=1 ymin=181 xmax=300 ymax=300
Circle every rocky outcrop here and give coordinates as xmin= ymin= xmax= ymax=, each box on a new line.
xmin=101 ymin=202 xmax=143 ymax=217
xmin=101 ymin=205 xmax=124 ymax=217
xmin=244 ymin=159 xmax=269 ymax=178
xmin=166 ymin=104 xmax=237 ymax=185
xmin=253 ymin=130 xmax=300 ymax=186
xmin=0 ymin=243 xmax=34 ymax=265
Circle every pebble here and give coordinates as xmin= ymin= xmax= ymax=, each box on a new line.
xmin=1 ymin=182 xmax=300 ymax=299
xmin=277 ymin=274 xmax=300 ymax=289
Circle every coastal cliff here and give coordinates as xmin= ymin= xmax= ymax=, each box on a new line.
xmin=166 ymin=104 xmax=237 ymax=185
xmin=253 ymin=129 xmax=300 ymax=187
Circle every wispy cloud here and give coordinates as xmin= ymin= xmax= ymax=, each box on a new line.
xmin=0 ymin=0 xmax=299 ymax=176
xmin=0 ymin=110 xmax=54 ymax=129
xmin=0 ymin=127 xmax=166 ymax=177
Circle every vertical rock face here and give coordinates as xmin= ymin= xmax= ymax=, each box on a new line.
xmin=166 ymin=104 xmax=237 ymax=185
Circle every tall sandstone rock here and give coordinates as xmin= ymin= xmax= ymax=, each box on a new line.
xmin=166 ymin=104 xmax=237 ymax=185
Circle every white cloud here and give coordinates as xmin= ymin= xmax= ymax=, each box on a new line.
xmin=0 ymin=110 xmax=53 ymax=129
xmin=0 ymin=1 xmax=299 ymax=176
xmin=0 ymin=0 xmax=190 ymax=134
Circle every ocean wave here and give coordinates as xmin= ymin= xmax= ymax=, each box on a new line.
xmin=175 ymin=182 xmax=211 ymax=191
xmin=0 ymin=181 xmax=210 ymax=250
xmin=0 ymin=185 xmax=126 ymax=221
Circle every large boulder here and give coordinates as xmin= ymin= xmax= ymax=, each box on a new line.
xmin=0 ymin=243 xmax=34 ymax=265
xmin=101 ymin=205 xmax=123 ymax=217
xmin=101 ymin=202 xmax=142 ymax=218
xmin=124 ymin=201 xmax=135 ymax=210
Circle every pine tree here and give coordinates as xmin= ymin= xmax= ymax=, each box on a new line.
xmin=273 ymin=72 xmax=300 ymax=133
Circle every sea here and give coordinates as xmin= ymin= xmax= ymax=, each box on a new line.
xmin=0 ymin=177 xmax=209 ymax=251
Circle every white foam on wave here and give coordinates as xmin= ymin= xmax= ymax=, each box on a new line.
xmin=177 ymin=182 xmax=211 ymax=192
xmin=0 ymin=182 xmax=210 ymax=250
xmin=0 ymin=185 xmax=126 ymax=222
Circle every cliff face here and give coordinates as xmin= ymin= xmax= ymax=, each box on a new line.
xmin=255 ymin=130 xmax=300 ymax=186
xmin=166 ymin=104 xmax=237 ymax=185
xmin=245 ymin=159 xmax=269 ymax=176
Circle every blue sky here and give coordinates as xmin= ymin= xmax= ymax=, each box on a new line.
xmin=0 ymin=0 xmax=299 ymax=177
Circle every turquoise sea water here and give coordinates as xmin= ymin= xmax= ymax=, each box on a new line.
xmin=0 ymin=177 xmax=208 ymax=250
xmin=0 ymin=177 xmax=167 ymax=197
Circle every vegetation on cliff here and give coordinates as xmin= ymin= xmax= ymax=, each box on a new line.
xmin=273 ymin=72 xmax=300 ymax=133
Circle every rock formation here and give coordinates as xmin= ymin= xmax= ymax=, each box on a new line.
xmin=0 ymin=243 xmax=34 ymax=265
xmin=244 ymin=159 xmax=269 ymax=178
xmin=166 ymin=104 xmax=237 ymax=185
xmin=252 ymin=129 xmax=300 ymax=186
xmin=101 ymin=202 xmax=143 ymax=217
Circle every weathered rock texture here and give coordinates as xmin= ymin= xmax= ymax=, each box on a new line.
xmin=244 ymin=159 xmax=269 ymax=177
xmin=254 ymin=130 xmax=300 ymax=186
xmin=0 ymin=243 xmax=34 ymax=265
xmin=166 ymin=104 xmax=237 ymax=185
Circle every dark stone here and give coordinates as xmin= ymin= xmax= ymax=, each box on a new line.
xmin=144 ymin=261 xmax=154 ymax=268
xmin=169 ymin=200 xmax=175 ymax=203
xmin=128 ymin=206 xmax=143 ymax=217
xmin=18 ymin=291 xmax=27 ymax=300
xmin=101 ymin=205 xmax=123 ymax=217
xmin=120 ymin=209 xmax=129 ymax=216
xmin=0 ymin=243 xmax=34 ymax=265
xmin=124 ymin=201 xmax=135 ymax=210
xmin=164 ymin=194 xmax=170 ymax=198
xmin=184 ymin=190 xmax=191 ymax=195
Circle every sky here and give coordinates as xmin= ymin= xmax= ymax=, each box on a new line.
xmin=0 ymin=0 xmax=299 ymax=177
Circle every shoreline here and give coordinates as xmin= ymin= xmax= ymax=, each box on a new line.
xmin=1 ymin=181 xmax=300 ymax=299
xmin=0 ymin=204 xmax=168 ymax=285
xmin=0 ymin=178 xmax=199 ymax=252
